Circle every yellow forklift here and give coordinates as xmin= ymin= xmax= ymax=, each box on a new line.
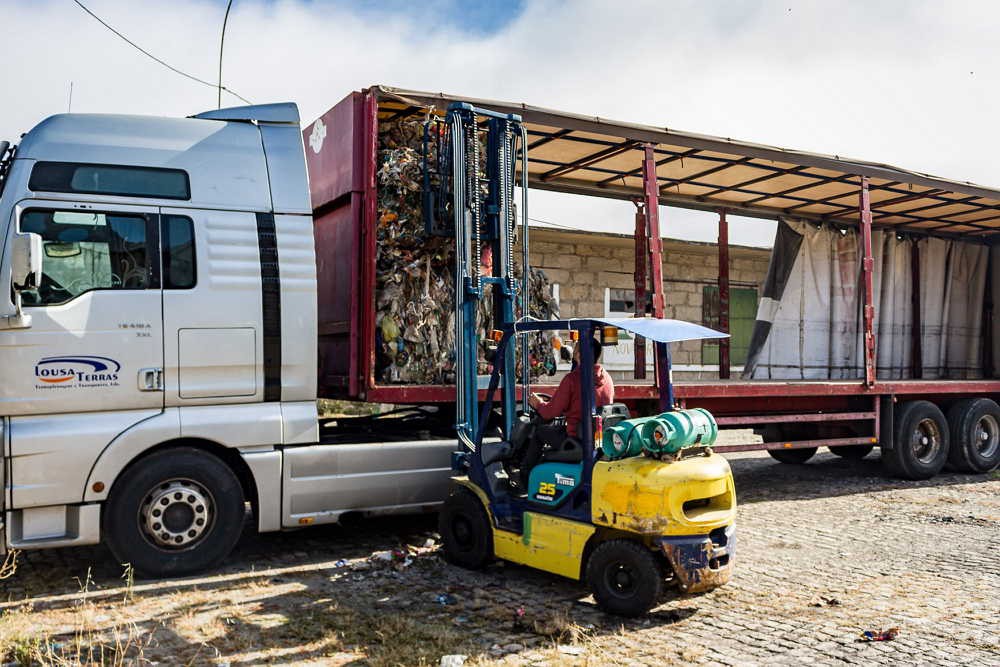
xmin=431 ymin=102 xmax=736 ymax=616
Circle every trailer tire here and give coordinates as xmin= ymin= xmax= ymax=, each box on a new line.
xmin=586 ymin=539 xmax=664 ymax=617
xmin=829 ymin=444 xmax=874 ymax=460
xmin=883 ymin=400 xmax=949 ymax=480
xmin=946 ymin=398 xmax=1000 ymax=473
xmin=766 ymin=447 xmax=817 ymax=464
xmin=103 ymin=447 xmax=245 ymax=577
xmin=439 ymin=485 xmax=493 ymax=569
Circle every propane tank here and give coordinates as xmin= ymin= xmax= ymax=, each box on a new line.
xmin=601 ymin=416 xmax=656 ymax=460
xmin=639 ymin=408 xmax=719 ymax=454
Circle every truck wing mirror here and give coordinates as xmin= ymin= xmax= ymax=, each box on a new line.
xmin=12 ymin=231 xmax=42 ymax=291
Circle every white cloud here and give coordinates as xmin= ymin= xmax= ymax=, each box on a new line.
xmin=3 ymin=0 xmax=999 ymax=247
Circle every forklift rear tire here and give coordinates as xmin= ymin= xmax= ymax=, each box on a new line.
xmin=883 ymin=400 xmax=949 ymax=480
xmin=829 ymin=444 xmax=874 ymax=460
xmin=586 ymin=540 xmax=664 ymax=617
xmin=946 ymin=398 xmax=1000 ymax=473
xmin=766 ymin=447 xmax=817 ymax=464
xmin=438 ymin=486 xmax=493 ymax=569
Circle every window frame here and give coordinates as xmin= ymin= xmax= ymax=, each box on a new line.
xmin=18 ymin=205 xmax=161 ymax=307
xmin=29 ymin=161 xmax=191 ymax=201
xmin=701 ymin=284 xmax=758 ymax=367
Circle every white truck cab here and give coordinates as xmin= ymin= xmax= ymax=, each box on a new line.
xmin=0 ymin=104 xmax=453 ymax=575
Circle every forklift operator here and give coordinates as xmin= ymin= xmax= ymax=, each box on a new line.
xmin=528 ymin=338 xmax=615 ymax=446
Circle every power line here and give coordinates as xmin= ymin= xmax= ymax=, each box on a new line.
xmin=72 ymin=0 xmax=251 ymax=105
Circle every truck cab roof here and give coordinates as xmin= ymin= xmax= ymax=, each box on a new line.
xmin=15 ymin=104 xmax=309 ymax=215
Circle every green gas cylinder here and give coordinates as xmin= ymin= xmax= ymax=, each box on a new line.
xmin=601 ymin=416 xmax=656 ymax=459
xmin=639 ymin=408 xmax=719 ymax=454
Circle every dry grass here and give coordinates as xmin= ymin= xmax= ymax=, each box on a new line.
xmin=0 ymin=565 xmax=152 ymax=666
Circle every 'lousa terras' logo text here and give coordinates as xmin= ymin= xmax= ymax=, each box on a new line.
xmin=34 ymin=356 xmax=121 ymax=389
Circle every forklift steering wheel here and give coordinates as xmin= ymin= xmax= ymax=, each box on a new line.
xmin=524 ymin=392 xmax=552 ymax=420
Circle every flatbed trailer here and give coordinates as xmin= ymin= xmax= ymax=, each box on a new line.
xmin=306 ymin=86 xmax=1000 ymax=478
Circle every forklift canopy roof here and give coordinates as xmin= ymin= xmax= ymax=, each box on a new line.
xmin=376 ymin=85 xmax=1000 ymax=240
xmin=591 ymin=318 xmax=728 ymax=344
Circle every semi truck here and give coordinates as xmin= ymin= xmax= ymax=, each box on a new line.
xmin=1 ymin=85 xmax=997 ymax=575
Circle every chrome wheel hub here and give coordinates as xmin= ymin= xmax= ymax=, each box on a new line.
xmin=140 ymin=479 xmax=214 ymax=549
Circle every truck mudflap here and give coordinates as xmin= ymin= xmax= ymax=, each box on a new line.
xmin=657 ymin=524 xmax=735 ymax=594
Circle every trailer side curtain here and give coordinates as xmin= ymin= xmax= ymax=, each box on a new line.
xmin=743 ymin=219 xmax=988 ymax=380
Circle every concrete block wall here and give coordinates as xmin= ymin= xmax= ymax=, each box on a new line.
xmin=526 ymin=228 xmax=772 ymax=380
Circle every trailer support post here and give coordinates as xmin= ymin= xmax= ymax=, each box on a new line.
xmin=642 ymin=143 xmax=671 ymax=408
xmin=633 ymin=203 xmax=648 ymax=379
xmin=718 ymin=209 xmax=730 ymax=379
xmin=910 ymin=239 xmax=922 ymax=379
xmin=859 ymin=177 xmax=877 ymax=386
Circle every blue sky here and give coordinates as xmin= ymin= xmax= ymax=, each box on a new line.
xmin=246 ymin=0 xmax=529 ymax=34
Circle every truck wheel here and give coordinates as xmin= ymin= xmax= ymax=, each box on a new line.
xmin=829 ymin=444 xmax=874 ymax=460
xmin=586 ymin=539 xmax=664 ymax=617
xmin=103 ymin=447 xmax=245 ymax=577
xmin=439 ymin=486 xmax=493 ymax=569
xmin=883 ymin=400 xmax=949 ymax=480
xmin=766 ymin=447 xmax=817 ymax=464
xmin=946 ymin=398 xmax=1000 ymax=473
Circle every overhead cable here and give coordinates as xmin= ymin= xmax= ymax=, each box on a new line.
xmin=72 ymin=0 xmax=251 ymax=105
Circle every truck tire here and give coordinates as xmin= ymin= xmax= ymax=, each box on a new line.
xmin=103 ymin=447 xmax=246 ymax=577
xmin=946 ymin=398 xmax=1000 ymax=473
xmin=829 ymin=444 xmax=874 ymax=460
xmin=586 ymin=539 xmax=664 ymax=617
xmin=766 ymin=447 xmax=817 ymax=464
xmin=438 ymin=485 xmax=493 ymax=569
xmin=883 ymin=400 xmax=949 ymax=480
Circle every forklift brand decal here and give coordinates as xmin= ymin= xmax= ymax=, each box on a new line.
xmin=34 ymin=356 xmax=121 ymax=389
xmin=554 ymin=473 xmax=576 ymax=487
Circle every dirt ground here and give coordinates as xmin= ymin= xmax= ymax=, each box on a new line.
xmin=1 ymin=449 xmax=998 ymax=666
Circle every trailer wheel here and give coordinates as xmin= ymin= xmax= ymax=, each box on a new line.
xmin=829 ymin=444 xmax=874 ymax=460
xmin=766 ymin=447 xmax=817 ymax=464
xmin=439 ymin=485 xmax=493 ymax=569
xmin=103 ymin=447 xmax=246 ymax=577
xmin=586 ymin=539 xmax=664 ymax=617
xmin=883 ymin=400 xmax=949 ymax=480
xmin=946 ymin=398 xmax=1000 ymax=473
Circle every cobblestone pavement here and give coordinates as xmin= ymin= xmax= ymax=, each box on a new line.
xmin=1 ymin=450 xmax=998 ymax=666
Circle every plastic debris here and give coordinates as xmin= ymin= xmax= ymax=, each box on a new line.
xmin=859 ymin=627 xmax=899 ymax=642
xmin=375 ymin=117 xmax=559 ymax=385
xmin=558 ymin=645 xmax=585 ymax=655
xmin=436 ymin=593 xmax=458 ymax=605
xmin=439 ymin=655 xmax=467 ymax=667
xmin=809 ymin=595 xmax=841 ymax=607
xmin=334 ymin=559 xmax=348 ymax=568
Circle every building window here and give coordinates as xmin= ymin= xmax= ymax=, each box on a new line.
xmin=608 ymin=287 xmax=650 ymax=315
xmin=701 ymin=285 xmax=758 ymax=366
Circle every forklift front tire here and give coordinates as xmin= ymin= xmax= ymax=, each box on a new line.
xmin=586 ymin=539 xmax=664 ymax=617
xmin=439 ymin=486 xmax=493 ymax=569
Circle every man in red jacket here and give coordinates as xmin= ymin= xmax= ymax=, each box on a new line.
xmin=527 ymin=337 xmax=615 ymax=452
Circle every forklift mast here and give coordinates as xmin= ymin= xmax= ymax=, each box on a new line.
xmin=426 ymin=103 xmax=529 ymax=447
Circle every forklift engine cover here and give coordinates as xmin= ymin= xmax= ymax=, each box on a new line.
xmin=591 ymin=454 xmax=736 ymax=535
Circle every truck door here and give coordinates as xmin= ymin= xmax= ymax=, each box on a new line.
xmin=1 ymin=201 xmax=165 ymax=509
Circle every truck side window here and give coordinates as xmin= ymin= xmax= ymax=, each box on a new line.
xmin=161 ymin=215 xmax=196 ymax=289
xmin=19 ymin=209 xmax=150 ymax=306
